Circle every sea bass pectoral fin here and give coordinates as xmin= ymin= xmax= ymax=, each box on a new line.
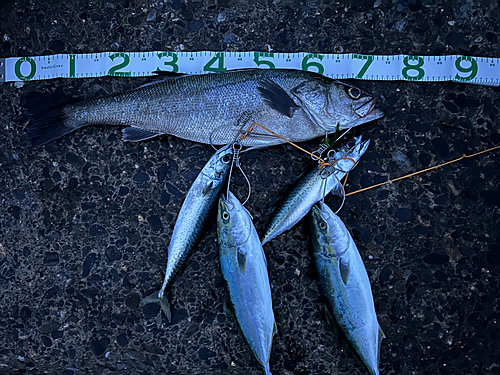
xmin=257 ymin=79 xmax=300 ymax=118
xmin=122 ymin=127 xmax=160 ymax=142
xmin=140 ymin=291 xmax=172 ymax=322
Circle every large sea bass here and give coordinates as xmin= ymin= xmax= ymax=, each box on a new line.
xmin=27 ymin=69 xmax=384 ymax=148
xmin=310 ymin=202 xmax=385 ymax=375
xmin=261 ymin=136 xmax=369 ymax=245
xmin=217 ymin=191 xmax=277 ymax=375
xmin=140 ymin=145 xmax=232 ymax=321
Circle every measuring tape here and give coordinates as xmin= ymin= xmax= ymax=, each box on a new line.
xmin=1 ymin=51 xmax=499 ymax=86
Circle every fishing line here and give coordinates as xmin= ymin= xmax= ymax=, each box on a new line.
xmin=2 ymin=52 xmax=499 ymax=86
xmin=345 ymin=144 xmax=500 ymax=196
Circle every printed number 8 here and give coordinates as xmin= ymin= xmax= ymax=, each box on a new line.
xmin=402 ymin=56 xmax=425 ymax=81
xmin=455 ymin=56 xmax=478 ymax=82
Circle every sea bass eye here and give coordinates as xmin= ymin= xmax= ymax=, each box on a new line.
xmin=347 ymin=87 xmax=361 ymax=100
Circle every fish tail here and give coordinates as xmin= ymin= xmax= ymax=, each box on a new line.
xmin=263 ymin=363 xmax=272 ymax=375
xmin=23 ymin=92 xmax=84 ymax=146
xmin=140 ymin=291 xmax=172 ymax=322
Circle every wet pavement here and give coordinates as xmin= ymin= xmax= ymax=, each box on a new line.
xmin=1 ymin=1 xmax=500 ymax=374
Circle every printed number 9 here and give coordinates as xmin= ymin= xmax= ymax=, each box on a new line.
xmin=302 ymin=54 xmax=324 ymax=75
xmin=402 ymin=56 xmax=425 ymax=81
xmin=455 ymin=56 xmax=478 ymax=82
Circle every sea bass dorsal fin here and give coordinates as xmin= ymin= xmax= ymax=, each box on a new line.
xmin=238 ymin=250 xmax=247 ymax=274
xmin=257 ymin=79 xmax=300 ymax=118
xmin=339 ymin=258 xmax=350 ymax=285
xmin=122 ymin=127 xmax=159 ymax=142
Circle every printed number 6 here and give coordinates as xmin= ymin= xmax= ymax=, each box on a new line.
xmin=302 ymin=54 xmax=324 ymax=75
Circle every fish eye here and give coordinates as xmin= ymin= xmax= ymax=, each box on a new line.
xmin=347 ymin=87 xmax=362 ymax=100
xmin=319 ymin=221 xmax=327 ymax=230
xmin=222 ymin=155 xmax=231 ymax=164
xmin=222 ymin=211 xmax=230 ymax=220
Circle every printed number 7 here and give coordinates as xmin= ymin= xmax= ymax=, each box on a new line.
xmin=353 ymin=55 xmax=374 ymax=79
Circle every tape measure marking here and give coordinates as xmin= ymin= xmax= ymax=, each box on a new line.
xmin=0 ymin=51 xmax=499 ymax=86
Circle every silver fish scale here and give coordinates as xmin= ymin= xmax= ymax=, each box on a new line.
xmin=158 ymin=146 xmax=232 ymax=295
xmin=311 ymin=203 xmax=383 ymax=375
xmin=65 ymin=70 xmax=334 ymax=148
xmin=261 ymin=137 xmax=369 ymax=245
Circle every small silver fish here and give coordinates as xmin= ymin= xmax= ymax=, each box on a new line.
xmin=218 ymin=191 xmax=277 ymax=375
xmin=27 ymin=69 xmax=384 ymax=148
xmin=310 ymin=202 xmax=385 ymax=375
xmin=261 ymin=136 xmax=370 ymax=245
xmin=140 ymin=145 xmax=233 ymax=321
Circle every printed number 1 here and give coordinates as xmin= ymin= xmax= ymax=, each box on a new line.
xmin=353 ymin=54 xmax=374 ymax=79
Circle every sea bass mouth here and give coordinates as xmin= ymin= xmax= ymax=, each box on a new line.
xmin=354 ymin=98 xmax=385 ymax=120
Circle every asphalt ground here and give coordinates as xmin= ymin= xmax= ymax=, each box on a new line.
xmin=0 ymin=1 xmax=499 ymax=374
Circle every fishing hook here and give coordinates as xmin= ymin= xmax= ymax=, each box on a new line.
xmin=226 ymin=141 xmax=252 ymax=206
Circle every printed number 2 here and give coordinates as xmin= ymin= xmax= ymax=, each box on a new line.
xmin=108 ymin=53 xmax=131 ymax=77
xmin=455 ymin=56 xmax=478 ymax=82
xmin=204 ymin=53 xmax=226 ymax=72
xmin=402 ymin=56 xmax=425 ymax=81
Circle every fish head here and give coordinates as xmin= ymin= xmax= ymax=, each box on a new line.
xmin=326 ymin=136 xmax=371 ymax=174
xmin=291 ymin=78 xmax=384 ymax=131
xmin=310 ymin=203 xmax=333 ymax=254
xmin=217 ymin=191 xmax=252 ymax=247
xmin=207 ymin=144 xmax=233 ymax=180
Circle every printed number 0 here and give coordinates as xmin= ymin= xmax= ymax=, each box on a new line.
xmin=402 ymin=56 xmax=425 ymax=81
xmin=455 ymin=56 xmax=478 ymax=82
xmin=14 ymin=57 xmax=36 ymax=81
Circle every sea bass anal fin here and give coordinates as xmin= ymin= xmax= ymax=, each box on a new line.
xmin=140 ymin=290 xmax=172 ymax=322
xmin=257 ymin=79 xmax=300 ymax=118
xmin=122 ymin=127 xmax=160 ymax=142
xmin=238 ymin=251 xmax=247 ymax=274
xmin=340 ymin=258 xmax=350 ymax=285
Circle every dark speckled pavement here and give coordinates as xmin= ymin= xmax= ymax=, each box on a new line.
xmin=1 ymin=1 xmax=499 ymax=374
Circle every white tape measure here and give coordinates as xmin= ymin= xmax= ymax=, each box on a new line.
xmin=1 ymin=51 xmax=499 ymax=86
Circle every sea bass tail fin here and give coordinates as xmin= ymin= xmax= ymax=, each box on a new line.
xmin=23 ymin=93 xmax=83 ymax=146
xmin=140 ymin=291 xmax=172 ymax=322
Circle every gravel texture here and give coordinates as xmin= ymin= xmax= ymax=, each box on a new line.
xmin=1 ymin=1 xmax=500 ymax=375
